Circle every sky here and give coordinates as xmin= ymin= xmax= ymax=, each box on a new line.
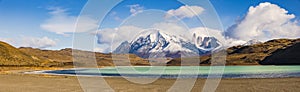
xmin=0 ymin=0 xmax=299 ymax=52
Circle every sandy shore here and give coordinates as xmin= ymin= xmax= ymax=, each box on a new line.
xmin=0 ymin=73 xmax=299 ymax=92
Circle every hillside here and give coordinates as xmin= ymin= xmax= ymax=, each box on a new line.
xmin=1 ymin=38 xmax=299 ymax=67
xmin=19 ymin=47 xmax=149 ymax=67
xmin=167 ymin=38 xmax=300 ymax=65
xmin=0 ymin=41 xmax=45 ymax=66
xmin=226 ymin=38 xmax=300 ymax=65
xmin=260 ymin=42 xmax=300 ymax=65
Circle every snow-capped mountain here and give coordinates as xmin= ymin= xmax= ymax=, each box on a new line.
xmin=243 ymin=39 xmax=262 ymax=46
xmin=192 ymin=32 xmax=221 ymax=51
xmin=114 ymin=29 xmax=221 ymax=58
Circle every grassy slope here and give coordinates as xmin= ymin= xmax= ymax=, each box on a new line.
xmin=19 ymin=47 xmax=150 ymax=67
xmin=0 ymin=41 xmax=45 ymax=66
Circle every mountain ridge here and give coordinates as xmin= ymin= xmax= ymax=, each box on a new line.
xmin=114 ymin=30 xmax=221 ymax=58
xmin=0 ymin=41 xmax=45 ymax=66
xmin=0 ymin=38 xmax=299 ymax=67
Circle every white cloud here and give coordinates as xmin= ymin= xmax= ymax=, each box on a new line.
xmin=227 ymin=2 xmax=300 ymax=41
xmin=41 ymin=7 xmax=98 ymax=35
xmin=20 ymin=36 xmax=57 ymax=48
xmin=97 ymin=26 xmax=143 ymax=51
xmin=0 ymin=36 xmax=57 ymax=49
xmin=128 ymin=4 xmax=144 ymax=16
xmin=165 ymin=5 xmax=205 ymax=19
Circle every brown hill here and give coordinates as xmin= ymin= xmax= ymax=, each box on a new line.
xmin=225 ymin=38 xmax=300 ymax=65
xmin=1 ymin=38 xmax=299 ymax=67
xmin=19 ymin=48 xmax=72 ymax=63
xmin=0 ymin=41 xmax=45 ymax=66
xmin=260 ymin=42 xmax=300 ymax=65
xmin=19 ymin=47 xmax=150 ymax=67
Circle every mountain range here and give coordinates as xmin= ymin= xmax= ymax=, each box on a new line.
xmin=0 ymin=38 xmax=299 ymax=67
xmin=114 ymin=29 xmax=221 ymax=58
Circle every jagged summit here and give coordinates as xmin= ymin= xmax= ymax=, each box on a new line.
xmin=114 ymin=29 xmax=221 ymax=58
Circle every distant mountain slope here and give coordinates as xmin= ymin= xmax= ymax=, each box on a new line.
xmin=0 ymin=41 xmax=44 ymax=66
xmin=19 ymin=47 xmax=149 ymax=66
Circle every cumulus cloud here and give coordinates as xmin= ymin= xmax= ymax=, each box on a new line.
xmin=41 ymin=7 xmax=98 ymax=35
xmin=0 ymin=36 xmax=57 ymax=48
xmin=226 ymin=2 xmax=300 ymax=41
xmin=20 ymin=36 xmax=57 ymax=48
xmin=97 ymin=26 xmax=143 ymax=50
xmin=165 ymin=5 xmax=205 ymax=19
xmin=128 ymin=4 xmax=144 ymax=16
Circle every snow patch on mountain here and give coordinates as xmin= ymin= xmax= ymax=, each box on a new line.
xmin=243 ymin=39 xmax=262 ymax=46
xmin=114 ymin=29 xmax=222 ymax=58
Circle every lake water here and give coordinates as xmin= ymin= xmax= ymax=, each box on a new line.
xmin=41 ymin=66 xmax=300 ymax=78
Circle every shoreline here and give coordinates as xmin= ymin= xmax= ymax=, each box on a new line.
xmin=0 ymin=73 xmax=299 ymax=92
xmin=18 ymin=66 xmax=300 ymax=79
xmin=1 ymin=66 xmax=300 ymax=92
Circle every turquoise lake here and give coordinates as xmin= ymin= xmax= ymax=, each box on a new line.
xmin=43 ymin=66 xmax=300 ymax=78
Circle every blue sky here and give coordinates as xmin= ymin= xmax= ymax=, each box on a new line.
xmin=0 ymin=0 xmax=299 ymax=52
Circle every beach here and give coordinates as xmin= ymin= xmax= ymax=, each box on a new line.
xmin=0 ymin=73 xmax=299 ymax=92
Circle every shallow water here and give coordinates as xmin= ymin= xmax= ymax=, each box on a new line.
xmin=42 ymin=66 xmax=300 ymax=78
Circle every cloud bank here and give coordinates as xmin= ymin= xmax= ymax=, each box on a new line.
xmin=0 ymin=36 xmax=57 ymax=49
xmin=226 ymin=2 xmax=300 ymax=41
xmin=20 ymin=36 xmax=57 ymax=48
